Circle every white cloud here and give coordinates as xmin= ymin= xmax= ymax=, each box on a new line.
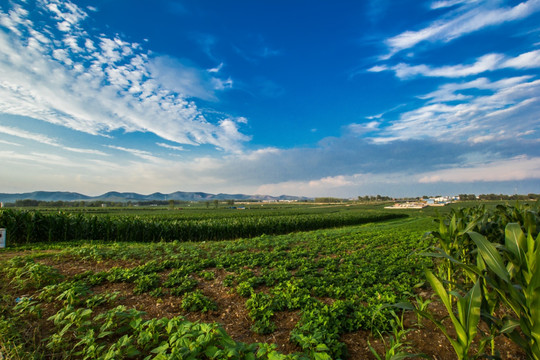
xmin=0 ymin=124 xmax=107 ymax=155
xmin=105 ymin=145 xmax=161 ymax=162
xmin=156 ymin=142 xmax=185 ymax=151
xmin=430 ymin=0 xmax=477 ymax=10
xmin=373 ymin=50 xmax=540 ymax=79
xmin=0 ymin=150 xmax=78 ymax=167
xmin=418 ymin=155 xmax=540 ymax=182
xmin=207 ymin=62 xmax=223 ymax=73
xmin=367 ymin=65 xmax=389 ymax=73
xmin=0 ymin=124 xmax=59 ymax=147
xmin=0 ymin=139 xmax=21 ymax=146
xmin=147 ymin=55 xmax=233 ymax=101
xmin=0 ymin=0 xmax=248 ymax=153
xmin=63 ymin=147 xmax=107 ymax=155
xmin=384 ymin=0 xmax=540 ymax=58
xmin=347 ymin=121 xmax=380 ymax=135
xmin=380 ymin=76 xmax=540 ymax=142
xmin=469 ymin=134 xmax=495 ymax=143
xmin=503 ymin=49 xmax=540 ymax=68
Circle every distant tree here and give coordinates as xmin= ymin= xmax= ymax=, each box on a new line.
xmin=14 ymin=199 xmax=39 ymax=207
xmin=315 ymin=197 xmax=343 ymax=203
xmin=168 ymin=199 xmax=175 ymax=209
xmin=213 ymin=200 xmax=219 ymax=209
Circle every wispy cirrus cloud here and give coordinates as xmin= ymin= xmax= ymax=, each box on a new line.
xmin=105 ymin=145 xmax=160 ymax=162
xmin=156 ymin=142 xmax=185 ymax=151
xmin=430 ymin=0 xmax=477 ymax=10
xmin=378 ymin=76 xmax=540 ymax=142
xmin=0 ymin=139 xmax=21 ymax=146
xmin=383 ymin=0 xmax=540 ymax=58
xmin=370 ymin=50 xmax=540 ymax=78
xmin=0 ymin=124 xmax=106 ymax=155
xmin=0 ymin=0 xmax=248 ymax=152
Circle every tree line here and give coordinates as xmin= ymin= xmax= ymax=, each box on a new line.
xmin=459 ymin=193 xmax=540 ymax=201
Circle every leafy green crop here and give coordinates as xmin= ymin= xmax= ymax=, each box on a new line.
xmin=181 ymin=290 xmax=217 ymax=313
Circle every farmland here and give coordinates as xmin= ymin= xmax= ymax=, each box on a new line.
xmin=0 ymin=202 xmax=537 ymax=359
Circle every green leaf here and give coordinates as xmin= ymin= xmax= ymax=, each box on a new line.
xmin=151 ymin=342 xmax=169 ymax=354
xmin=315 ymin=343 xmax=330 ymax=352
xmin=463 ymin=281 xmax=481 ymax=341
xmin=469 ymin=231 xmax=510 ymax=283
xmin=458 ymin=218 xmax=479 ymax=236
xmin=505 ymin=223 xmax=525 ymax=266
xmin=204 ymin=345 xmax=219 ymax=358
xmin=500 ymin=318 xmax=520 ymax=333
xmin=313 ymin=352 xmax=332 ymax=360
xmin=425 ymin=271 xmax=466 ymax=344
xmin=392 ymin=302 xmax=415 ymax=311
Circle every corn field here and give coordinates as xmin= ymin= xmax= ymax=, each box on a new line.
xmin=0 ymin=209 xmax=406 ymax=245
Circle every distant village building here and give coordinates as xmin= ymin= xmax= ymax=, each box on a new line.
xmin=385 ymin=195 xmax=456 ymax=209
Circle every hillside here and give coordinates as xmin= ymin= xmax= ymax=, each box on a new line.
xmin=0 ymin=191 xmax=308 ymax=203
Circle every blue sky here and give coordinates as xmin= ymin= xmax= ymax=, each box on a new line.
xmin=0 ymin=0 xmax=539 ymax=198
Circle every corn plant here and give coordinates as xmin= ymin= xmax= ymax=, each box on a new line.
xmin=428 ymin=207 xmax=485 ymax=288
xmin=468 ymin=224 xmax=540 ymax=359
xmin=419 ymin=271 xmax=484 ymax=360
xmin=421 ymin=203 xmax=539 ymax=359
xmin=368 ymin=310 xmax=427 ymax=360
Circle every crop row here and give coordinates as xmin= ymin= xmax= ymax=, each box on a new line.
xmin=0 ymin=209 xmax=406 ymax=245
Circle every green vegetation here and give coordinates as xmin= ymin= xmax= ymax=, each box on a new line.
xmin=405 ymin=202 xmax=540 ymax=359
xmin=0 ymin=206 xmax=406 ymax=245
xmin=0 ymin=201 xmax=537 ymax=359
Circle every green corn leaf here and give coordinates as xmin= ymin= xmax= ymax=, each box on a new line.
xmin=524 ymin=210 xmax=537 ymax=236
xmin=526 ymin=232 xmax=537 ymax=269
xmin=367 ymin=342 xmax=383 ymax=360
xmin=392 ymin=302 xmax=415 ymax=311
xmin=469 ymin=231 xmax=510 ymax=283
xmin=505 ymin=223 xmax=526 ymax=266
xmin=425 ymin=271 xmax=467 ymax=345
xmin=425 ymin=271 xmax=452 ymax=314
xmin=530 ymin=292 xmax=540 ymax=349
xmin=466 ymin=281 xmax=482 ymax=340
xmin=500 ymin=318 xmax=520 ymax=333
xmin=455 ymin=282 xmax=481 ymax=350
xmin=528 ymin=233 xmax=540 ymax=290
xmin=458 ymin=218 xmax=479 ymax=236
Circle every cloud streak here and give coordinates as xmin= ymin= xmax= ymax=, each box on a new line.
xmin=0 ymin=124 xmax=106 ymax=155
xmin=370 ymin=50 xmax=540 ymax=78
xmin=383 ymin=0 xmax=540 ymax=58
xmin=379 ymin=76 xmax=540 ymax=142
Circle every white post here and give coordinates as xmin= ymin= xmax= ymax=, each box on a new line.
xmin=0 ymin=228 xmax=5 ymax=248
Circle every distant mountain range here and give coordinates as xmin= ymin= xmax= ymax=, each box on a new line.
xmin=0 ymin=191 xmax=309 ymax=203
